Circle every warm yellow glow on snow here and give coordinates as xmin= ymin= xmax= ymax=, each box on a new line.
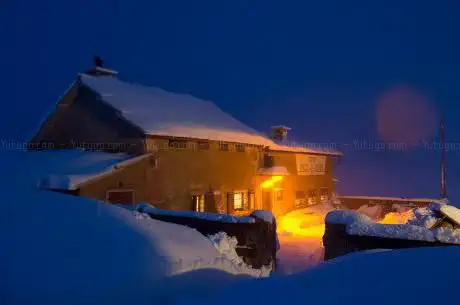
xmin=261 ymin=176 xmax=283 ymax=189
xmin=277 ymin=209 xmax=326 ymax=237
xmin=378 ymin=209 xmax=414 ymax=224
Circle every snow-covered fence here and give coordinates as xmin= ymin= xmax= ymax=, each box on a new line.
xmin=138 ymin=206 xmax=277 ymax=270
xmin=323 ymin=210 xmax=458 ymax=260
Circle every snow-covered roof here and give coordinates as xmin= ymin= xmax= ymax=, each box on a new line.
xmin=271 ymin=125 xmax=291 ymax=130
xmin=28 ymin=150 xmax=149 ymax=190
xmin=78 ymin=75 xmax=341 ymax=156
xmin=258 ymin=166 xmax=291 ymax=176
xmin=80 ymin=74 xmax=273 ymax=146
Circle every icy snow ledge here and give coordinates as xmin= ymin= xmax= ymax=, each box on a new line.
xmin=140 ymin=205 xmax=256 ymax=223
xmin=325 ymin=210 xmax=372 ymax=225
xmin=251 ymin=210 xmax=275 ymax=223
xmin=347 ymin=222 xmax=436 ymax=242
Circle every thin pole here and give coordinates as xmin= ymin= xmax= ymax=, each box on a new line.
xmin=440 ymin=118 xmax=447 ymax=199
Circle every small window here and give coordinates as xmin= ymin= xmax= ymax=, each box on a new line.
xmin=106 ymin=190 xmax=135 ymax=205
xmin=230 ymin=191 xmax=249 ymax=211
xmin=219 ymin=143 xmax=229 ymax=151
xmin=295 ymin=191 xmax=306 ymax=207
xmin=275 ymin=189 xmax=284 ymax=201
xmin=234 ymin=192 xmax=243 ymax=210
xmin=151 ymin=156 xmax=159 ymax=169
xmin=296 ymin=191 xmax=306 ymax=199
xmin=193 ymin=195 xmax=205 ymax=212
xmin=307 ymin=190 xmax=318 ymax=205
xmin=235 ymin=144 xmax=245 ymax=152
xmin=198 ymin=141 xmax=210 ymax=150
xmin=320 ymin=188 xmax=329 ymax=203
xmin=263 ymin=154 xmax=274 ymax=167
xmin=169 ymin=140 xmax=187 ymax=150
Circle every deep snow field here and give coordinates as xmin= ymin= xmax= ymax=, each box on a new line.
xmin=2 ymin=151 xmax=460 ymax=305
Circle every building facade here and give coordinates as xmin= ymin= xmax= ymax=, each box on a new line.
xmin=30 ymin=62 xmax=341 ymax=216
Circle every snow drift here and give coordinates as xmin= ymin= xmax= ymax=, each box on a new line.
xmin=185 ymin=246 xmax=460 ymax=305
xmin=0 ymin=188 xmax=268 ymax=305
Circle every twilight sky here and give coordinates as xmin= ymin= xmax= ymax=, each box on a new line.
xmin=1 ymin=0 xmax=460 ymax=201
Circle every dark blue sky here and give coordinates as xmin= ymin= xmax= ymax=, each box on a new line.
xmin=1 ymin=0 xmax=460 ymax=200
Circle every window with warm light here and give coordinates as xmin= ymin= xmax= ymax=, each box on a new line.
xmin=308 ymin=190 xmax=318 ymax=205
xmin=320 ymin=188 xmax=329 ymax=203
xmin=233 ymin=192 xmax=243 ymax=210
xmin=219 ymin=143 xmax=229 ymax=151
xmin=193 ymin=195 xmax=205 ymax=212
xmin=295 ymin=191 xmax=306 ymax=208
xmin=228 ymin=191 xmax=248 ymax=211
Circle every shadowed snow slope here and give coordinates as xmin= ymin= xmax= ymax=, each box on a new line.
xmin=0 ymin=190 xmax=221 ymax=305
xmin=1 ymin=177 xmax=266 ymax=305
xmin=187 ymin=246 xmax=460 ymax=305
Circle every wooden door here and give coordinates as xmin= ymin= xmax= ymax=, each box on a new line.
xmin=262 ymin=190 xmax=272 ymax=211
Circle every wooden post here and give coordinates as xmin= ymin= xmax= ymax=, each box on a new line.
xmin=440 ymin=118 xmax=447 ymax=199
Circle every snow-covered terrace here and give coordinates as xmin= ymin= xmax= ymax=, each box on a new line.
xmin=15 ymin=149 xmax=147 ymax=191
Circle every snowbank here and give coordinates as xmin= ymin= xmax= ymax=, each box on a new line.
xmin=208 ymin=232 xmax=271 ymax=276
xmin=0 ymin=189 xmax=267 ymax=305
xmin=185 ymin=246 xmax=460 ymax=305
xmin=250 ymin=210 xmax=275 ymax=223
xmin=327 ymin=204 xmax=460 ymax=243
xmin=407 ymin=205 xmax=439 ymax=228
xmin=356 ymin=204 xmax=383 ymax=219
xmin=347 ymin=222 xmax=436 ymax=242
xmin=325 ymin=210 xmax=372 ymax=225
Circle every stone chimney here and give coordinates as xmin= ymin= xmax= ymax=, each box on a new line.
xmin=271 ymin=125 xmax=291 ymax=142
xmin=85 ymin=56 xmax=118 ymax=76
xmin=94 ymin=55 xmax=104 ymax=68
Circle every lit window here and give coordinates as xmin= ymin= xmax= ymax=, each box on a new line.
xmin=308 ymin=190 xmax=318 ymax=205
xmin=295 ymin=191 xmax=306 ymax=208
xmin=229 ymin=191 xmax=249 ymax=211
xmin=169 ymin=140 xmax=187 ymax=149
xmin=234 ymin=192 xmax=243 ymax=210
xmin=193 ymin=195 xmax=205 ymax=212
xmin=219 ymin=143 xmax=229 ymax=151
xmin=320 ymin=188 xmax=329 ymax=203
